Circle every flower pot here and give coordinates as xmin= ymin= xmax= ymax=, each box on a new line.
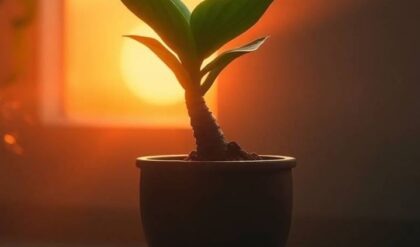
xmin=137 ymin=155 xmax=296 ymax=247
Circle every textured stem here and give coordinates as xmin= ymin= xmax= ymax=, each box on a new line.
xmin=185 ymin=90 xmax=227 ymax=160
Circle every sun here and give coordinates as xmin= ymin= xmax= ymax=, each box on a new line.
xmin=121 ymin=25 xmax=184 ymax=106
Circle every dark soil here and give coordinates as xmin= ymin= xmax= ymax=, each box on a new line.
xmin=186 ymin=142 xmax=261 ymax=161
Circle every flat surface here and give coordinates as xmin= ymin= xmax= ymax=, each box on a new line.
xmin=0 ymin=245 xmax=143 ymax=247
xmin=2 ymin=217 xmax=419 ymax=247
xmin=1 ymin=205 xmax=419 ymax=246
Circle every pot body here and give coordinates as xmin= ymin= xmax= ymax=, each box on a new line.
xmin=137 ymin=155 xmax=296 ymax=247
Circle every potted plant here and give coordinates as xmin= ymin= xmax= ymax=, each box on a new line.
xmin=121 ymin=0 xmax=296 ymax=246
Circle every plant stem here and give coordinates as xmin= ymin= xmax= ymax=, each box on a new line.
xmin=185 ymin=90 xmax=227 ymax=161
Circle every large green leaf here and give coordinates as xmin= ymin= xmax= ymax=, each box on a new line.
xmin=121 ymin=0 xmax=194 ymax=60
xmin=200 ymin=37 xmax=269 ymax=95
xmin=172 ymin=0 xmax=191 ymax=21
xmin=125 ymin=35 xmax=191 ymax=89
xmin=191 ymin=0 xmax=273 ymax=59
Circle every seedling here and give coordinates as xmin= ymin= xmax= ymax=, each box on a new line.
xmin=122 ymin=0 xmax=273 ymax=161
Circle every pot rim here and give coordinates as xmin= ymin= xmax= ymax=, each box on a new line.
xmin=137 ymin=155 xmax=296 ymax=170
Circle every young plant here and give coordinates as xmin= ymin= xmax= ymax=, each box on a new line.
xmin=122 ymin=0 xmax=273 ymax=161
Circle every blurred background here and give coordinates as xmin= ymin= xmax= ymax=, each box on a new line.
xmin=1 ymin=0 xmax=419 ymax=246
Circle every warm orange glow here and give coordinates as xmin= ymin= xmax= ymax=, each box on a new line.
xmin=121 ymin=26 xmax=184 ymax=106
xmin=41 ymin=0 xmax=216 ymax=127
xmin=3 ymin=134 xmax=17 ymax=145
xmin=3 ymin=133 xmax=23 ymax=155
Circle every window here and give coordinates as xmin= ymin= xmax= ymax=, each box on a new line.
xmin=39 ymin=0 xmax=217 ymax=128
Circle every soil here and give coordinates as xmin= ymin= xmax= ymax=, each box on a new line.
xmin=186 ymin=142 xmax=261 ymax=161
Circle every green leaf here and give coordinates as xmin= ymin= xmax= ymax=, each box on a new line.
xmin=172 ymin=0 xmax=191 ymax=21
xmin=200 ymin=37 xmax=269 ymax=95
xmin=121 ymin=0 xmax=194 ymax=60
xmin=125 ymin=35 xmax=191 ymax=89
xmin=191 ymin=0 xmax=273 ymax=59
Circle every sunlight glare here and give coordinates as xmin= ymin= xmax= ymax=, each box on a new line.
xmin=121 ymin=25 xmax=184 ymax=106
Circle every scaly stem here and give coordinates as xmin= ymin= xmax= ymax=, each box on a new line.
xmin=185 ymin=90 xmax=227 ymax=161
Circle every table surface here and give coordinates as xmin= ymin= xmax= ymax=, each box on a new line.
xmin=1 ymin=217 xmax=419 ymax=247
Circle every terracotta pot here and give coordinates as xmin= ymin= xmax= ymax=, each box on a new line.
xmin=137 ymin=155 xmax=296 ymax=247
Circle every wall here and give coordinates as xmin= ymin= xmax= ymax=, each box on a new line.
xmin=221 ymin=0 xmax=420 ymax=220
